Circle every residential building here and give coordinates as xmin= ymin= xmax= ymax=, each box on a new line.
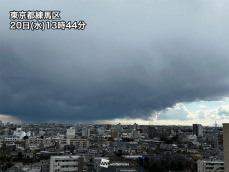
xmin=133 ymin=123 xmax=138 ymax=130
xmin=131 ymin=130 xmax=140 ymax=139
xmin=50 ymin=156 xmax=83 ymax=172
xmin=57 ymin=139 xmax=89 ymax=149
xmin=193 ymin=124 xmax=203 ymax=136
xmin=148 ymin=126 xmax=159 ymax=139
xmin=4 ymin=135 xmax=20 ymax=142
xmin=223 ymin=123 xmax=229 ymax=171
xmin=110 ymin=128 xmax=119 ymax=138
xmin=197 ymin=159 xmax=224 ymax=172
xmin=82 ymin=127 xmax=90 ymax=137
xmin=26 ymin=138 xmax=55 ymax=148
xmin=13 ymin=128 xmax=26 ymax=139
xmin=66 ymin=129 xmax=75 ymax=139
xmin=158 ymin=127 xmax=168 ymax=138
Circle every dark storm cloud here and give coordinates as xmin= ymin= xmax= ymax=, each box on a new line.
xmin=0 ymin=0 xmax=229 ymax=122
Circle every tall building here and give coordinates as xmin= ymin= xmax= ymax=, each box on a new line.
xmin=66 ymin=129 xmax=75 ymax=139
xmin=117 ymin=123 xmax=121 ymax=131
xmin=131 ymin=130 xmax=140 ymax=139
xmin=82 ymin=127 xmax=90 ymax=137
xmin=110 ymin=128 xmax=119 ymax=138
xmin=148 ymin=126 xmax=159 ymax=139
xmin=133 ymin=123 xmax=138 ymax=130
xmin=223 ymin=123 xmax=229 ymax=172
xmin=158 ymin=127 xmax=168 ymax=138
xmin=193 ymin=124 xmax=203 ymax=136
xmin=50 ymin=156 xmax=84 ymax=172
xmin=106 ymin=124 xmax=111 ymax=130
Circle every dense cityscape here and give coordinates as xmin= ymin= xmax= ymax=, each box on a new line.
xmin=1 ymin=1 xmax=229 ymax=172
xmin=0 ymin=120 xmax=228 ymax=172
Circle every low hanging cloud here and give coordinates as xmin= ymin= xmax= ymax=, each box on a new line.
xmin=95 ymin=103 xmax=229 ymax=125
xmin=196 ymin=105 xmax=229 ymax=120
xmin=0 ymin=0 xmax=229 ymax=123
xmin=157 ymin=103 xmax=196 ymax=121
xmin=157 ymin=103 xmax=229 ymax=122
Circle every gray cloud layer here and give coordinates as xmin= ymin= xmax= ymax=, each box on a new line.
xmin=0 ymin=0 xmax=229 ymax=122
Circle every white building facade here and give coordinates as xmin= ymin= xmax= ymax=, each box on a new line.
xmin=13 ymin=128 xmax=26 ymax=139
xmin=66 ymin=129 xmax=75 ymax=139
xmin=50 ymin=156 xmax=83 ymax=172
xmin=197 ymin=159 xmax=224 ymax=172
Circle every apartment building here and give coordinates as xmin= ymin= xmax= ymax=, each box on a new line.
xmin=197 ymin=159 xmax=224 ymax=172
xmin=57 ymin=139 xmax=89 ymax=149
xmin=148 ymin=126 xmax=159 ymax=139
xmin=66 ymin=129 xmax=75 ymax=139
xmin=50 ymin=156 xmax=83 ymax=172
xmin=82 ymin=128 xmax=90 ymax=137
xmin=131 ymin=130 xmax=140 ymax=139
xmin=4 ymin=135 xmax=20 ymax=142
xmin=26 ymin=138 xmax=55 ymax=148
xmin=193 ymin=124 xmax=203 ymax=136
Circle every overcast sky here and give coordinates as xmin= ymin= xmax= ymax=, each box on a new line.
xmin=0 ymin=0 xmax=229 ymax=125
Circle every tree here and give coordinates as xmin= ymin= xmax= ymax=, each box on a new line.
xmin=161 ymin=135 xmax=179 ymax=144
xmin=40 ymin=136 xmax=44 ymax=139
xmin=188 ymin=142 xmax=194 ymax=148
xmin=108 ymin=137 xmax=114 ymax=142
xmin=143 ymin=162 xmax=149 ymax=170
xmin=176 ymin=161 xmax=184 ymax=171
xmin=1 ymin=162 xmax=13 ymax=171
xmin=144 ymin=156 xmax=149 ymax=164
xmin=23 ymin=135 xmax=28 ymax=140
xmin=199 ymin=145 xmax=203 ymax=150
xmin=149 ymin=162 xmax=160 ymax=171
xmin=160 ymin=136 xmax=168 ymax=142
xmin=122 ymin=138 xmax=134 ymax=142
xmin=170 ymin=160 xmax=176 ymax=171
xmin=2 ymin=143 xmax=6 ymax=151
xmin=115 ymin=150 xmax=123 ymax=157
xmin=137 ymin=157 xmax=143 ymax=166
xmin=177 ymin=150 xmax=182 ymax=154
xmin=160 ymin=159 xmax=169 ymax=171
xmin=12 ymin=145 xmax=16 ymax=151
xmin=17 ymin=152 xmax=23 ymax=161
